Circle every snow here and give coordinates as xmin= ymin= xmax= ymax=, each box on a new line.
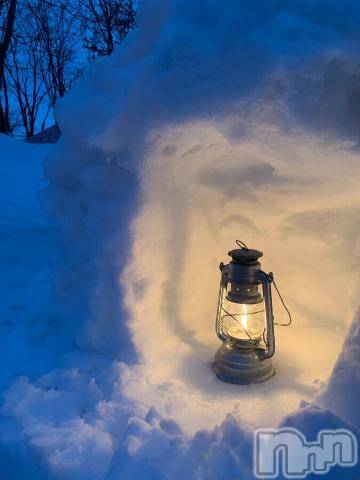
xmin=0 ymin=135 xmax=64 ymax=393
xmin=321 ymin=307 xmax=360 ymax=427
xmin=0 ymin=134 xmax=51 ymax=230
xmin=1 ymin=0 xmax=360 ymax=478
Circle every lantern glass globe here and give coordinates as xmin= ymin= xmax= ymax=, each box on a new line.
xmin=220 ymin=300 xmax=265 ymax=342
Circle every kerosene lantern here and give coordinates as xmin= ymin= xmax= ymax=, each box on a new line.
xmin=213 ymin=241 xmax=290 ymax=384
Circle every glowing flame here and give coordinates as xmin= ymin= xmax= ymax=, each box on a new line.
xmin=241 ymin=304 xmax=248 ymax=332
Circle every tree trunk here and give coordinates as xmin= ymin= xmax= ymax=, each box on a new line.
xmin=0 ymin=0 xmax=17 ymax=133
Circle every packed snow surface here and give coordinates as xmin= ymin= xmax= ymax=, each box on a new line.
xmin=2 ymin=1 xmax=360 ymax=479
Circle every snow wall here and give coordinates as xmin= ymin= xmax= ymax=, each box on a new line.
xmin=2 ymin=1 xmax=360 ymax=479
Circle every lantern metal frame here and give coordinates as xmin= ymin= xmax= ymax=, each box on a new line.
xmin=213 ymin=244 xmax=277 ymax=384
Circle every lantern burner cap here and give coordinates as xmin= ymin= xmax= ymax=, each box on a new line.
xmin=228 ymin=248 xmax=263 ymax=264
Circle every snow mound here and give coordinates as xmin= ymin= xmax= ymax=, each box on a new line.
xmin=0 ymin=134 xmax=53 ymax=231
xmin=2 ymin=0 xmax=360 ymax=478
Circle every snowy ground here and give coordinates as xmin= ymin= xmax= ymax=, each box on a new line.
xmin=1 ymin=1 xmax=360 ymax=479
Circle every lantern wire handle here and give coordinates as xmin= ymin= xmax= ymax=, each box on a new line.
xmin=236 ymin=239 xmax=248 ymax=250
xmin=270 ymin=273 xmax=292 ymax=327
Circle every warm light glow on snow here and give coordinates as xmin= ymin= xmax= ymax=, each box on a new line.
xmin=121 ymin=121 xmax=360 ymax=433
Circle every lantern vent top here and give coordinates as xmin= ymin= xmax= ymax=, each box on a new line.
xmin=228 ymin=248 xmax=263 ymax=265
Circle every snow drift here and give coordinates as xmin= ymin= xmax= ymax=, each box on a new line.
xmin=2 ymin=0 xmax=360 ymax=478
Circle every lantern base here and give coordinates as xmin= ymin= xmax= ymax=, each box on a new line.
xmin=213 ymin=342 xmax=275 ymax=385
